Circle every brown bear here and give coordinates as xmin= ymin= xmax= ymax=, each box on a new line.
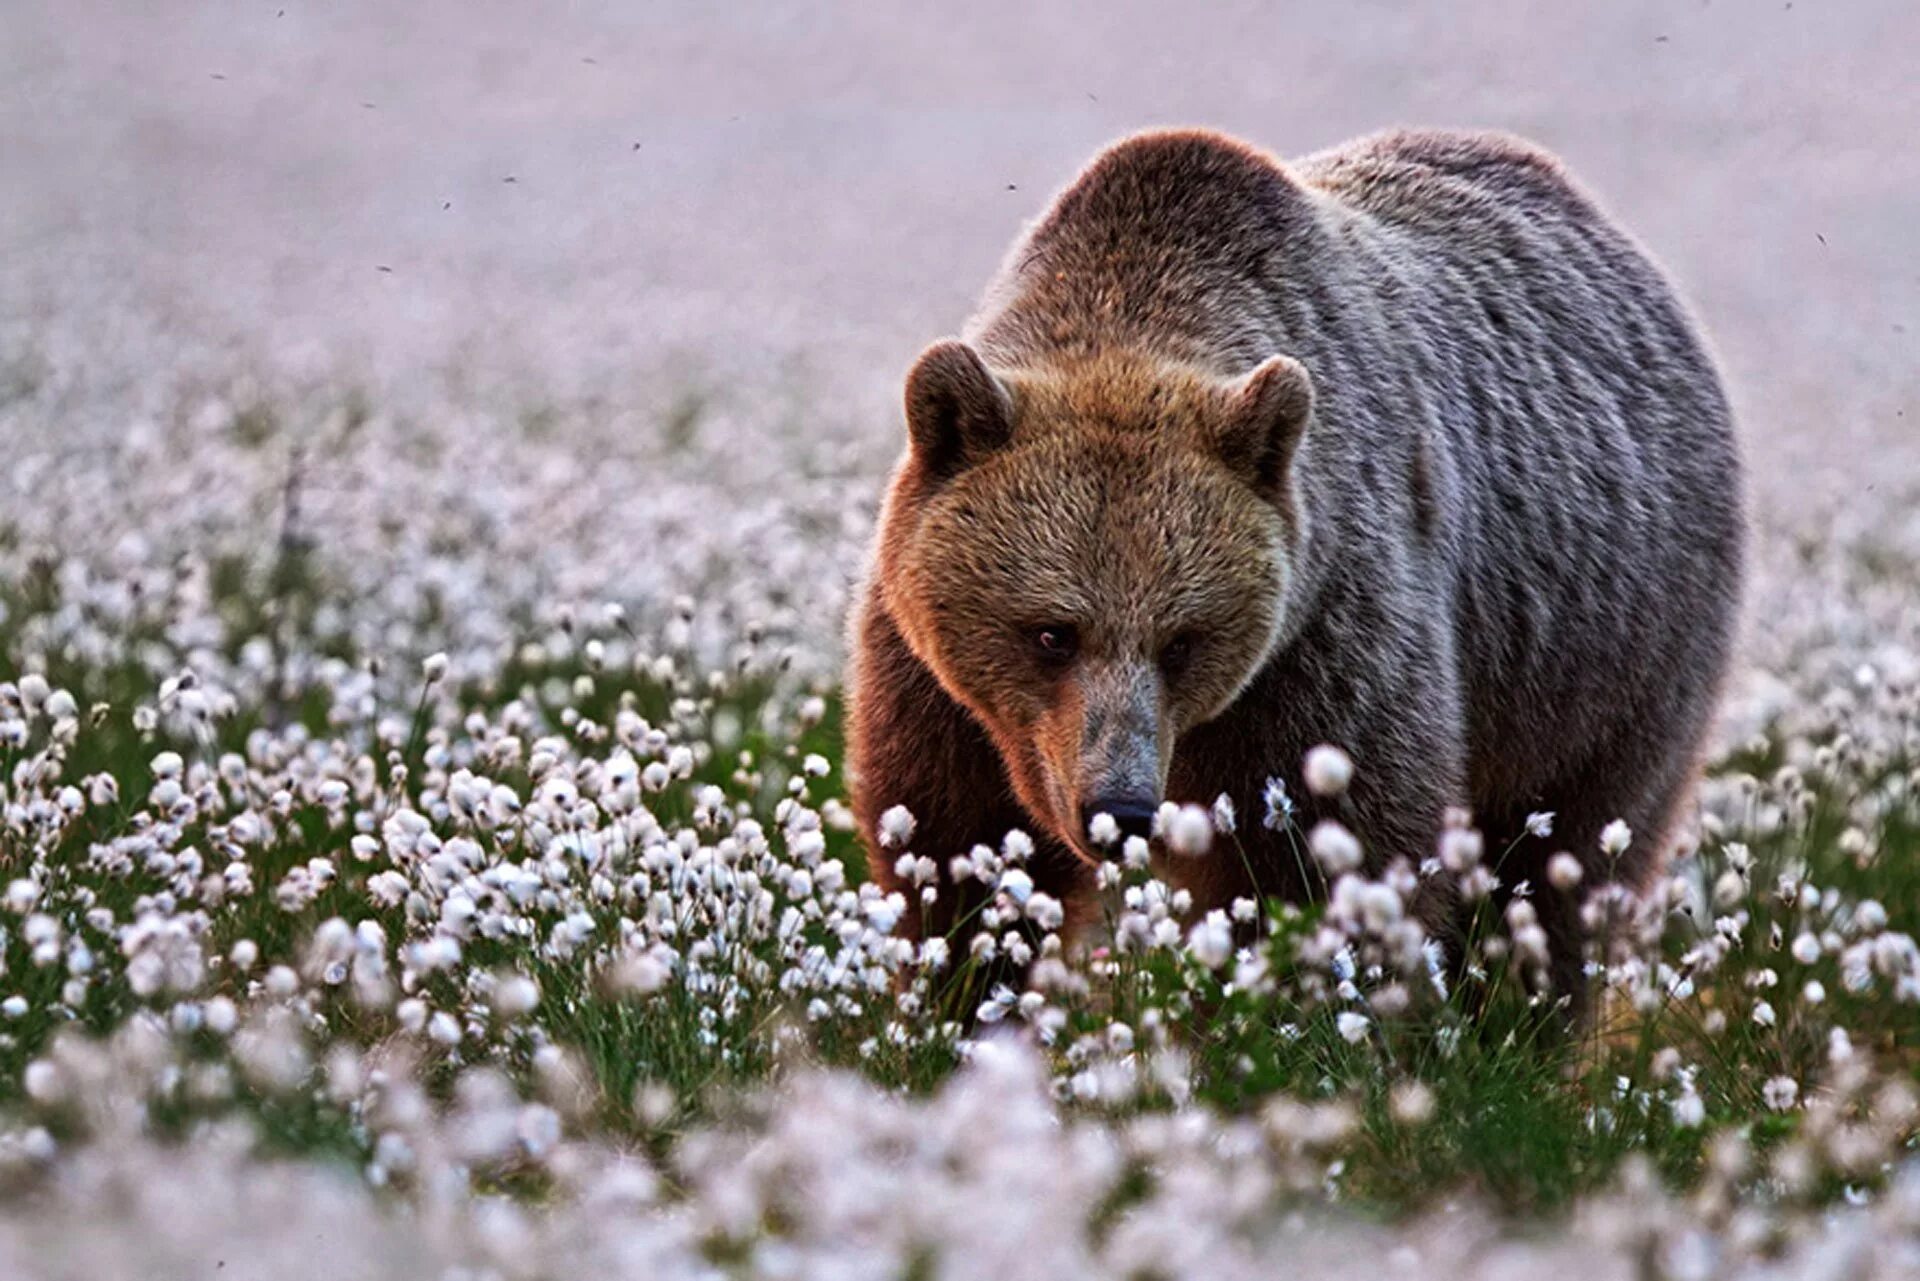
xmin=846 ymin=126 xmax=1744 ymax=1004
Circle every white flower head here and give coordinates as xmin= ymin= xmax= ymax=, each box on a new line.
xmin=1026 ymin=892 xmax=1065 ymax=932
xmin=1187 ymin=911 xmax=1234 ymax=970
xmin=1086 ymin=811 xmax=1121 ymax=848
xmin=1302 ymin=744 xmax=1353 ymax=798
xmin=1310 ymin=821 xmax=1363 ymax=877
xmin=1210 ymin=793 xmax=1237 ymax=834
xmin=1163 ymin=804 xmax=1214 ymax=857
xmin=876 ymin=804 xmax=916 ymax=850
xmin=1438 ymin=826 xmax=1483 ymax=873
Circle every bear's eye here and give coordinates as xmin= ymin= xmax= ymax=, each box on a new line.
xmin=1160 ymin=633 xmax=1197 ymax=678
xmin=1031 ymin=624 xmax=1079 ymax=664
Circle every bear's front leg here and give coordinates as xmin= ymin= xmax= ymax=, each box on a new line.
xmin=845 ymin=593 xmax=1096 ymax=1013
xmin=1172 ymin=641 xmax=1468 ymax=938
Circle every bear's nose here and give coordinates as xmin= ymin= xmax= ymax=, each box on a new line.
xmin=1082 ymin=795 xmax=1159 ymax=849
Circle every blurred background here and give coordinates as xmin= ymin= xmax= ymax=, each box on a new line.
xmin=3 ymin=1 xmax=1917 ymax=667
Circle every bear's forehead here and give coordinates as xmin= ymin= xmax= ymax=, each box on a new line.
xmin=1008 ymin=354 xmax=1227 ymax=440
xmin=926 ymin=443 xmax=1275 ymax=619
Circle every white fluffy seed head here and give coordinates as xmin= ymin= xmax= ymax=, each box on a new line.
xmin=1546 ymin=852 xmax=1584 ymax=891
xmin=1309 ymin=821 xmax=1363 ymax=877
xmin=1162 ymin=805 xmax=1214 ymax=857
xmin=1302 ymin=744 xmax=1353 ymax=798
xmin=1210 ymin=793 xmax=1236 ymax=834
xmin=1087 ymin=811 xmax=1120 ymax=848
xmin=1187 ymin=911 xmax=1234 ymax=969
xmin=1438 ymin=827 xmax=1483 ymax=873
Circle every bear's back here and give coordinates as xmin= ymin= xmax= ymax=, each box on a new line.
xmin=972 ymin=130 xmax=1319 ymax=369
xmin=1300 ymin=128 xmax=1745 ymax=806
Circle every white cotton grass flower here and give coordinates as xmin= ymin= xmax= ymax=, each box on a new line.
xmin=1025 ymin=892 xmax=1065 ymax=932
xmin=422 ymin=652 xmax=449 ymax=683
xmin=1389 ymin=1081 xmax=1436 ymax=1127
xmin=1672 ymin=1082 xmax=1707 ymax=1129
xmin=4 ymin=880 xmax=40 ymax=915
xmin=1762 ymin=1076 xmax=1800 ymax=1112
xmin=493 ymin=974 xmax=541 ymax=1019
xmin=876 ymin=804 xmax=916 ymax=849
xmin=1161 ymin=804 xmax=1214 ymax=857
xmin=15 ymin=673 xmax=49 ymax=712
xmin=23 ymin=1059 xmax=63 ymax=1106
xmin=1187 ymin=910 xmax=1234 ymax=970
xmin=1302 ymin=744 xmax=1353 ymax=798
xmin=1086 ymin=811 xmax=1121 ymax=848
xmin=1335 ymin=1011 xmax=1370 ymax=1044
xmin=1002 ymin=829 xmax=1035 ymax=864
xmin=609 ymin=947 xmax=675 ymax=997
xmin=1310 ymin=821 xmax=1363 ymax=876
xmin=1210 ymin=792 xmax=1237 ymax=833
xmin=1438 ymin=826 xmax=1483 ymax=873
xmin=1546 ymin=852 xmax=1584 ymax=891
xmin=666 ymin=744 xmax=695 ymax=778
xmin=1599 ymin=818 xmax=1633 ymax=857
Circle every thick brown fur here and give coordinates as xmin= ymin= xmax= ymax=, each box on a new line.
xmin=846 ymin=127 xmax=1745 ymax=1005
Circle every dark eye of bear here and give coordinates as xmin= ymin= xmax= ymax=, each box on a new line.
xmin=1160 ymin=633 xmax=1196 ymax=677
xmin=1031 ymin=624 xmax=1079 ymax=664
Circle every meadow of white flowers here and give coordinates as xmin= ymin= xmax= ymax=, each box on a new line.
xmin=5 ymin=3 xmax=1920 ymax=1273
xmin=2 ymin=326 xmax=1920 ymax=1279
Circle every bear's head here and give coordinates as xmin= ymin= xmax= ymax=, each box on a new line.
xmin=877 ymin=338 xmax=1315 ymax=861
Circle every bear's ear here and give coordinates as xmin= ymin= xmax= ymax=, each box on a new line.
xmin=1212 ymin=354 xmax=1314 ymax=496
xmin=904 ymin=339 xmax=1015 ymax=480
